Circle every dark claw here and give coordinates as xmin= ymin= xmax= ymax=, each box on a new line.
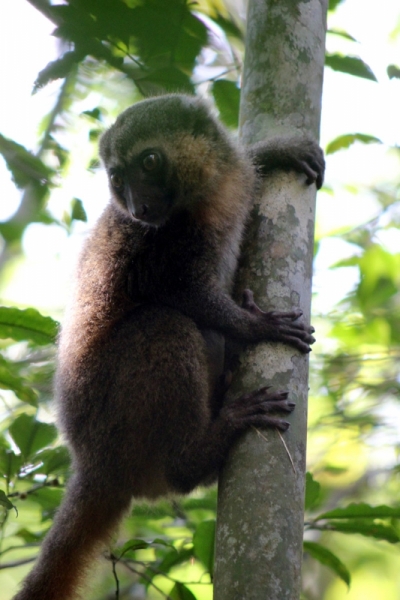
xmin=269 ymin=418 xmax=290 ymax=432
xmin=299 ymin=160 xmax=318 ymax=186
xmin=242 ymin=289 xmax=315 ymax=353
xmin=258 ymin=385 xmax=272 ymax=394
xmin=243 ymin=290 xmax=304 ymax=323
xmin=225 ymin=386 xmax=295 ymax=433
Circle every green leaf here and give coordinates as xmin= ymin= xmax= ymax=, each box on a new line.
xmin=0 ymin=134 xmax=55 ymax=189
xmin=0 ymin=446 xmax=22 ymax=483
xmin=0 ymin=489 xmax=15 ymax=511
xmin=169 ymin=582 xmax=197 ymax=600
xmin=317 ymin=503 xmax=400 ymax=520
xmin=305 ymin=472 xmax=320 ymax=510
xmin=36 ymin=446 xmax=71 ymax=476
xmin=9 ymin=414 xmax=57 ymax=461
xmin=30 ymin=487 xmax=64 ymax=520
xmin=355 ymin=246 xmax=400 ymax=312
xmin=324 ymin=520 xmax=399 ymax=543
xmin=89 ymin=129 xmax=102 ymax=141
xmin=212 ymin=12 xmax=244 ymax=42
xmin=328 ymin=0 xmax=345 ymax=10
xmin=135 ymin=66 xmax=194 ymax=96
xmin=0 ymin=307 xmax=58 ymax=345
xmin=181 ymin=492 xmax=217 ymax=512
xmin=0 ymin=356 xmax=38 ymax=404
xmin=327 ymin=29 xmax=357 ymax=42
xmin=151 ymin=538 xmax=176 ymax=549
xmin=212 ymin=80 xmax=240 ymax=128
xmin=304 ymin=541 xmax=350 ymax=587
xmin=387 ymin=64 xmax=400 ymax=79
xmin=120 ymin=538 xmax=150 ymax=557
xmin=71 ymin=198 xmax=87 ymax=223
xmin=323 ymin=465 xmax=348 ymax=475
xmin=155 ymin=547 xmax=194 ymax=576
xmin=33 ymin=50 xmax=83 ymax=93
xmin=129 ymin=1 xmax=207 ymax=69
xmin=15 ymin=527 xmax=47 ymax=543
xmin=325 ymin=53 xmax=377 ymax=81
xmin=193 ymin=520 xmax=215 ymax=575
xmin=82 ymin=107 xmax=104 ymax=121
xmin=326 ymin=133 xmax=382 ymax=155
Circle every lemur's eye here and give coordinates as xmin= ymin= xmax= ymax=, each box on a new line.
xmin=110 ymin=173 xmax=124 ymax=189
xmin=142 ymin=153 xmax=160 ymax=172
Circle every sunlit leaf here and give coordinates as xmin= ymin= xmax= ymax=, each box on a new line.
xmin=0 ymin=446 xmax=22 ymax=483
xmin=304 ymin=541 xmax=350 ymax=586
xmin=212 ymin=12 xmax=244 ymax=41
xmin=0 ymin=134 xmax=54 ymax=188
xmin=212 ymin=80 xmax=240 ymax=128
xmin=0 ymin=489 xmax=15 ymax=511
xmin=328 ymin=0 xmax=345 ymax=10
xmin=81 ymin=107 xmax=104 ymax=121
xmin=327 ymin=29 xmax=357 ymax=42
xmin=305 ymin=472 xmax=321 ymax=510
xmin=169 ymin=582 xmax=197 ymax=600
xmin=325 ymin=53 xmax=377 ymax=81
xmin=182 ymin=494 xmax=217 ymax=512
xmin=0 ymin=307 xmax=58 ymax=345
xmin=89 ymin=129 xmax=102 ymax=141
xmin=317 ymin=503 xmax=400 ymax=520
xmin=0 ymin=356 xmax=38 ymax=404
xmin=29 ymin=487 xmax=64 ymax=520
xmin=119 ymin=538 xmax=150 ymax=557
xmin=33 ymin=51 xmax=83 ymax=93
xmin=36 ymin=447 xmax=71 ymax=476
xmin=356 ymin=246 xmax=400 ymax=311
xmin=193 ymin=520 xmax=215 ymax=575
xmin=153 ymin=537 xmax=177 ymax=549
xmin=326 ymin=133 xmax=382 ymax=155
xmin=387 ymin=64 xmax=400 ymax=79
xmin=9 ymin=414 xmax=57 ymax=461
xmin=323 ymin=520 xmax=399 ymax=543
xmin=15 ymin=527 xmax=47 ymax=543
xmin=71 ymin=198 xmax=87 ymax=223
xmin=155 ymin=548 xmax=194 ymax=576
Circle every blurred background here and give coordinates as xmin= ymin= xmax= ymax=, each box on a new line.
xmin=0 ymin=1 xmax=400 ymax=598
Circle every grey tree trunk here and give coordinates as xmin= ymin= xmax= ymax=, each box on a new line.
xmin=213 ymin=1 xmax=327 ymax=599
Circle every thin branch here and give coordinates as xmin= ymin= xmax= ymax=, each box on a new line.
xmin=107 ymin=39 xmax=145 ymax=70
xmin=194 ymin=66 xmax=237 ymax=86
xmin=0 ymin=544 xmax=40 ymax=558
xmin=122 ymin=561 xmax=173 ymax=600
xmin=110 ymin=554 xmax=120 ymax=600
xmin=123 ymin=558 xmax=211 ymax=586
xmin=8 ymin=478 xmax=62 ymax=499
xmin=0 ymin=557 xmax=36 ymax=570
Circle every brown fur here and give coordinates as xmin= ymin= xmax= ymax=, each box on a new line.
xmin=12 ymin=94 xmax=323 ymax=600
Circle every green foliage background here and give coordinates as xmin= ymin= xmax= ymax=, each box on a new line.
xmin=1 ymin=0 xmax=400 ymax=598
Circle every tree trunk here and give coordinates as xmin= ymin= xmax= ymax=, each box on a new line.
xmin=213 ymin=1 xmax=327 ymax=599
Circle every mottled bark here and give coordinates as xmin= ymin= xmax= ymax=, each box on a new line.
xmin=213 ymin=1 xmax=327 ymax=599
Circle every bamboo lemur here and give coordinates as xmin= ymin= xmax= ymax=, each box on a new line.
xmin=12 ymin=94 xmax=324 ymax=600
